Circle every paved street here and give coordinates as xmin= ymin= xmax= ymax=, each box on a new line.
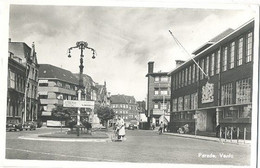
xmin=6 ymin=128 xmax=251 ymax=166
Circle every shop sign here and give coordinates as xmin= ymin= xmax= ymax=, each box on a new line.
xmin=201 ymin=82 xmax=214 ymax=103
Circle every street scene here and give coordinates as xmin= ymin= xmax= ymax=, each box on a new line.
xmin=6 ymin=128 xmax=250 ymax=165
xmin=2 ymin=2 xmax=258 ymax=168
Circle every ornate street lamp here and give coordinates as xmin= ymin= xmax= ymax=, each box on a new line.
xmin=67 ymin=41 xmax=96 ymax=136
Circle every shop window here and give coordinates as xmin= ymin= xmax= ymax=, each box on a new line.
xmin=236 ymin=78 xmax=252 ymax=104
xmin=223 ymin=108 xmax=233 ymax=118
xmin=238 ymin=105 xmax=251 ymax=118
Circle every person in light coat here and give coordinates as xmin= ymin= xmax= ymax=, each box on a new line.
xmin=116 ymin=115 xmax=125 ymax=140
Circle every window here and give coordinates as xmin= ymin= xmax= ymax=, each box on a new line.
xmin=172 ymin=98 xmax=178 ymax=112
xmin=178 ymin=97 xmax=183 ymax=111
xmin=205 ymin=56 xmax=209 ymax=77
xmin=221 ymin=83 xmax=233 ymax=105
xmin=154 ymin=89 xmax=159 ymax=95
xmin=223 ymin=108 xmax=233 ymax=118
xmin=210 ymin=53 xmax=215 ymax=76
xmin=154 ymin=103 xmax=159 ymax=109
xmin=181 ymin=70 xmax=185 ymax=87
xmin=200 ymin=59 xmax=204 ymax=80
xmin=185 ymin=68 xmax=188 ymax=86
xmin=160 ymin=103 xmax=167 ymax=110
xmin=9 ymin=71 xmax=15 ymax=89
xmin=246 ymin=32 xmax=253 ymax=63
xmin=161 ymin=76 xmax=168 ymax=82
xmin=178 ymin=72 xmax=181 ymax=88
xmin=222 ymin=47 xmax=228 ymax=71
xmin=190 ymin=92 xmax=198 ymax=109
xmin=238 ymin=105 xmax=251 ymax=118
xmin=39 ymin=95 xmax=48 ymax=99
xmin=155 ymin=76 xmax=159 ymax=82
xmin=184 ymin=95 xmax=190 ymax=110
xmin=196 ymin=61 xmax=199 ymax=81
xmin=172 ymin=75 xmax=176 ymax=90
xmin=192 ymin=64 xmax=195 ymax=83
xmin=161 ymin=89 xmax=168 ymax=95
xmin=188 ymin=66 xmax=191 ymax=85
xmin=237 ymin=37 xmax=244 ymax=66
xmin=216 ymin=50 xmax=220 ymax=74
xmin=236 ymin=78 xmax=252 ymax=104
xmin=229 ymin=42 xmax=235 ymax=69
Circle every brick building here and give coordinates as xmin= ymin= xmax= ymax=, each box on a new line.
xmin=168 ymin=19 xmax=254 ymax=139
xmin=146 ymin=62 xmax=171 ymax=126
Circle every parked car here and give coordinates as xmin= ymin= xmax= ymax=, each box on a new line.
xmin=6 ymin=121 xmax=23 ymax=131
xmin=128 ymin=124 xmax=135 ymax=130
xmin=23 ymin=121 xmax=37 ymax=131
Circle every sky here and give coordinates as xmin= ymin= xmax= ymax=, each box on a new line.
xmin=8 ymin=4 xmax=256 ymax=101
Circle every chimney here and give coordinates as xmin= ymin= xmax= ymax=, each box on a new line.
xmin=148 ymin=61 xmax=154 ymax=74
xmin=175 ymin=60 xmax=185 ymax=68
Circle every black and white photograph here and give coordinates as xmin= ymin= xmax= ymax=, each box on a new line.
xmin=0 ymin=1 xmax=259 ymax=168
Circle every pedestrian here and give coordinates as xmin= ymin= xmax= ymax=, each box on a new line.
xmin=115 ymin=115 xmax=125 ymax=141
xmin=158 ymin=121 xmax=164 ymax=134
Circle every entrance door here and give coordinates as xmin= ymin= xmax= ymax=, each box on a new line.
xmin=206 ymin=110 xmax=216 ymax=132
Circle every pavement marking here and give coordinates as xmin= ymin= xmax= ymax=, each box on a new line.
xmin=6 ymin=147 xmax=119 ymax=162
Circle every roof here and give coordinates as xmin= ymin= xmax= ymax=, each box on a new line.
xmin=146 ymin=71 xmax=168 ymax=77
xmin=168 ymin=19 xmax=254 ymax=76
xmin=192 ymin=28 xmax=234 ymax=55
xmin=110 ymin=94 xmax=136 ymax=104
xmin=8 ymin=42 xmax=38 ymax=65
xmin=38 ymin=64 xmax=79 ymax=85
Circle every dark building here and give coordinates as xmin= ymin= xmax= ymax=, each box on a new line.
xmin=168 ymin=19 xmax=254 ymax=139
xmin=146 ymin=62 xmax=171 ymax=126
xmin=8 ymin=40 xmax=39 ymax=123
xmin=6 ymin=51 xmax=26 ymax=124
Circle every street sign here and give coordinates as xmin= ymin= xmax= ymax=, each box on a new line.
xmin=63 ymin=100 xmax=95 ymax=108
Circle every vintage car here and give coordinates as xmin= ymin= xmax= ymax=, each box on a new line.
xmin=23 ymin=121 xmax=37 ymax=131
xmin=128 ymin=124 xmax=135 ymax=130
xmin=6 ymin=121 xmax=23 ymax=131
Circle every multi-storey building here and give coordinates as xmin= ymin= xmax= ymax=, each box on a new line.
xmin=110 ymin=94 xmax=139 ymax=123
xmin=8 ymin=40 xmax=39 ymax=123
xmin=146 ymin=62 xmax=171 ymax=126
xmin=168 ymin=19 xmax=254 ymax=139
xmin=6 ymin=51 xmax=26 ymax=124
xmin=137 ymin=100 xmax=147 ymax=122
xmin=38 ymin=64 xmax=79 ymax=123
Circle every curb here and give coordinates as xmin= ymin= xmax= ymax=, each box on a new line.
xmin=163 ymin=133 xmax=251 ymax=145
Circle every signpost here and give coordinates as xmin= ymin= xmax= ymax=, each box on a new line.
xmin=63 ymin=100 xmax=95 ymax=108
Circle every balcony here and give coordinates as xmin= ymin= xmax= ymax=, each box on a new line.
xmin=40 ymin=99 xmax=63 ymax=105
xmin=152 ymin=95 xmax=171 ymax=101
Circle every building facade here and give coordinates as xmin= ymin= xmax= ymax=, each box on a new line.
xmin=168 ymin=20 xmax=254 ymax=139
xmin=146 ymin=62 xmax=171 ymax=126
xmin=8 ymin=40 xmax=39 ymax=123
xmin=38 ymin=64 xmax=79 ymax=123
xmin=110 ymin=94 xmax=139 ymax=124
xmin=6 ymin=51 xmax=26 ymax=124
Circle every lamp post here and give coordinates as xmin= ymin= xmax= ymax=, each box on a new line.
xmin=67 ymin=41 xmax=96 ymax=136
